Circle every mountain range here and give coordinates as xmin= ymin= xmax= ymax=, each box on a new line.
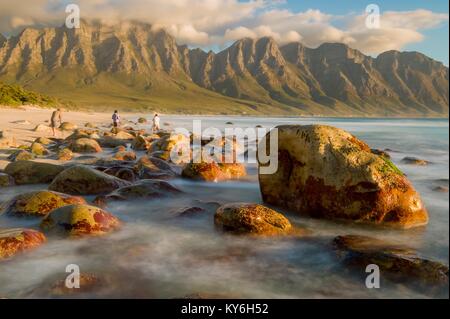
xmin=0 ymin=20 xmax=448 ymax=116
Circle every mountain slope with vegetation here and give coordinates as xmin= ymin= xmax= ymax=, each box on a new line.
xmin=0 ymin=20 xmax=448 ymax=116
xmin=0 ymin=81 xmax=62 ymax=108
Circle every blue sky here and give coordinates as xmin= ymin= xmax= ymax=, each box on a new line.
xmin=278 ymin=0 xmax=449 ymax=64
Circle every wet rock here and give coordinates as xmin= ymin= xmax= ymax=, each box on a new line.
xmin=103 ymin=167 xmax=136 ymax=182
xmin=258 ymin=125 xmax=428 ymax=228
xmin=0 ymin=190 xmax=86 ymax=217
xmin=171 ymin=206 xmax=205 ymax=217
xmin=98 ymin=136 xmax=129 ymax=148
xmin=182 ymin=162 xmax=246 ymax=182
xmin=114 ymin=131 xmax=135 ymax=140
xmin=59 ymin=122 xmax=78 ymax=131
xmin=30 ymin=142 xmax=49 ymax=156
xmin=113 ymin=151 xmax=136 ymax=161
xmin=70 ymin=138 xmax=102 ymax=153
xmin=371 ymin=148 xmax=391 ymax=159
xmin=0 ymin=172 xmax=14 ymax=187
xmin=57 ymin=148 xmax=74 ymax=161
xmin=214 ymin=203 xmax=293 ymax=236
xmin=0 ymin=228 xmax=46 ymax=260
xmin=333 ymin=235 xmax=449 ymax=288
xmin=138 ymin=117 xmax=147 ymax=124
xmin=49 ymin=165 xmax=131 ymax=195
xmin=7 ymin=150 xmax=35 ymax=162
xmin=114 ymin=145 xmax=127 ymax=153
xmin=401 ymin=157 xmax=431 ymax=166
xmin=4 ymin=161 xmax=65 ymax=185
xmin=41 ymin=204 xmax=121 ymax=237
xmin=135 ymin=156 xmax=176 ymax=179
xmin=132 ymin=135 xmax=150 ymax=151
xmin=148 ymin=133 xmax=190 ymax=163
xmin=95 ymin=179 xmax=182 ymax=203
xmin=65 ymin=129 xmax=98 ymax=141
xmin=433 ymin=186 xmax=449 ymax=193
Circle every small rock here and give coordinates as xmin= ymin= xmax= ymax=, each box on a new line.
xmin=171 ymin=206 xmax=205 ymax=217
xmin=41 ymin=204 xmax=121 ymax=237
xmin=0 ymin=228 xmax=46 ymax=260
xmin=59 ymin=122 xmax=78 ymax=131
xmin=7 ymin=150 xmax=35 ymax=162
xmin=113 ymin=151 xmax=136 ymax=161
xmin=0 ymin=190 xmax=86 ymax=217
xmin=401 ymin=157 xmax=431 ymax=166
xmin=57 ymin=148 xmax=74 ymax=161
xmin=138 ymin=117 xmax=147 ymax=124
xmin=30 ymin=142 xmax=49 ymax=156
xmin=214 ymin=203 xmax=293 ymax=236
xmin=70 ymin=138 xmax=103 ymax=153
xmin=0 ymin=172 xmax=14 ymax=187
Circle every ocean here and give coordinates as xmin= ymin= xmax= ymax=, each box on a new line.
xmin=0 ymin=117 xmax=448 ymax=298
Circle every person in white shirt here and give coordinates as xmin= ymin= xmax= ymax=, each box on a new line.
xmin=152 ymin=113 xmax=160 ymax=133
xmin=112 ymin=110 xmax=120 ymax=133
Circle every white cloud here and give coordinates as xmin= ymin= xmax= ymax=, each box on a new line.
xmin=0 ymin=1 xmax=448 ymax=55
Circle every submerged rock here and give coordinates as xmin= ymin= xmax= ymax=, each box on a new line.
xmin=7 ymin=150 xmax=35 ymax=162
xmin=171 ymin=206 xmax=205 ymax=217
xmin=214 ymin=203 xmax=292 ymax=236
xmin=70 ymin=138 xmax=102 ymax=153
xmin=0 ymin=172 xmax=14 ymax=187
xmin=0 ymin=228 xmax=46 ymax=260
xmin=48 ymin=165 xmax=131 ymax=195
xmin=258 ymin=125 xmax=429 ymax=228
xmin=0 ymin=191 xmax=86 ymax=217
xmin=401 ymin=157 xmax=431 ymax=166
xmin=95 ymin=179 xmax=182 ymax=204
xmin=41 ymin=204 xmax=121 ymax=237
xmin=4 ymin=161 xmax=65 ymax=185
xmin=333 ymin=235 xmax=449 ymax=288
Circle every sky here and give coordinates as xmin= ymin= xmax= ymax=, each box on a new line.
xmin=0 ymin=0 xmax=448 ymax=64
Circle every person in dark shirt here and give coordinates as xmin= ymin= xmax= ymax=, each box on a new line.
xmin=112 ymin=110 xmax=120 ymax=133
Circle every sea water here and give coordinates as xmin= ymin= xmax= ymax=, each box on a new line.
xmin=0 ymin=117 xmax=448 ymax=298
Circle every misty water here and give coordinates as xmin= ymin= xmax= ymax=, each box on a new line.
xmin=0 ymin=117 xmax=448 ymax=298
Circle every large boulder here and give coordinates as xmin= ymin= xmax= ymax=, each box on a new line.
xmin=33 ymin=124 xmax=53 ymax=133
xmin=0 ymin=191 xmax=86 ymax=217
xmin=214 ymin=203 xmax=293 ymax=236
xmin=4 ymin=161 xmax=65 ymax=185
xmin=65 ymin=129 xmax=98 ymax=141
xmin=0 ymin=228 xmax=46 ymax=260
xmin=48 ymin=165 xmax=131 ymax=195
xmin=132 ymin=135 xmax=150 ymax=151
xmin=182 ymin=162 xmax=246 ymax=182
xmin=94 ymin=179 xmax=182 ymax=205
xmin=148 ymin=133 xmax=190 ymax=163
xmin=333 ymin=235 xmax=449 ymax=288
xmin=70 ymin=138 xmax=102 ymax=153
xmin=258 ymin=125 xmax=428 ymax=228
xmin=7 ymin=150 xmax=35 ymax=162
xmin=0 ymin=172 xmax=14 ymax=187
xmin=40 ymin=204 xmax=121 ymax=237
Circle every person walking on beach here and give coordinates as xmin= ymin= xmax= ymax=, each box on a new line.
xmin=152 ymin=113 xmax=160 ymax=133
xmin=112 ymin=110 xmax=120 ymax=133
xmin=50 ymin=108 xmax=62 ymax=137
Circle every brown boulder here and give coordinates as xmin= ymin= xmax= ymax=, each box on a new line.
xmin=258 ymin=125 xmax=428 ymax=228
xmin=70 ymin=138 xmax=102 ymax=153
